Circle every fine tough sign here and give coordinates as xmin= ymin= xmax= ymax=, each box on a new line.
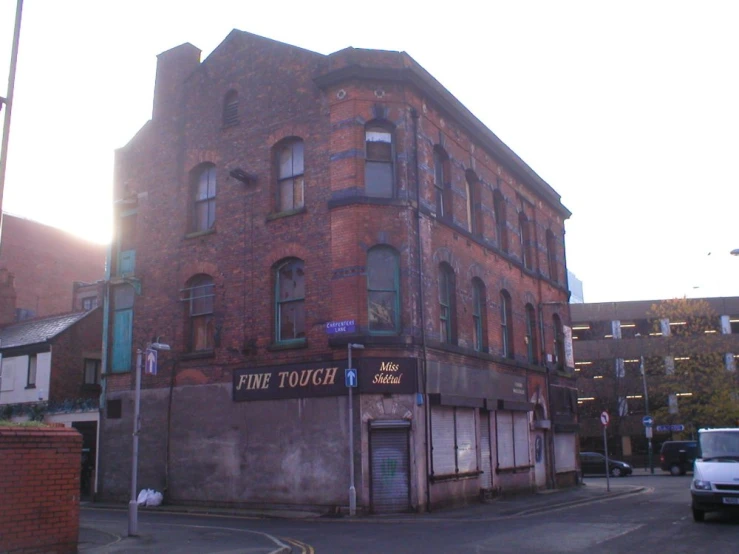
xmin=600 ymin=411 xmax=610 ymax=426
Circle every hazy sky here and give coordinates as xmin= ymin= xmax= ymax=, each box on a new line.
xmin=0 ymin=1 xmax=737 ymax=303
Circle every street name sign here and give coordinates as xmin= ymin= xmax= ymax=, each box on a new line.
xmin=326 ymin=320 xmax=356 ymax=334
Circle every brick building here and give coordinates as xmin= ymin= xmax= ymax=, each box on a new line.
xmin=572 ymin=297 xmax=739 ymax=465
xmin=0 ymin=212 xmax=106 ymax=323
xmin=99 ymin=30 xmax=577 ymax=513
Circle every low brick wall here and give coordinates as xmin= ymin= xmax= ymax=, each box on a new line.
xmin=0 ymin=426 xmax=82 ymax=553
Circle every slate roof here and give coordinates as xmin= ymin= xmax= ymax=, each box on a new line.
xmin=0 ymin=311 xmax=91 ymax=350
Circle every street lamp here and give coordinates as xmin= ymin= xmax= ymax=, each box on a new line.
xmin=129 ymin=340 xmax=170 ymax=536
xmin=635 ymin=333 xmax=654 ymax=474
xmin=347 ymin=342 xmax=364 ymax=516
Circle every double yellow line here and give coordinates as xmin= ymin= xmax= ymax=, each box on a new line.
xmin=282 ymin=537 xmax=316 ymax=553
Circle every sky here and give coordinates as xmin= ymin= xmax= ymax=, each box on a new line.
xmin=0 ymin=1 xmax=737 ymax=304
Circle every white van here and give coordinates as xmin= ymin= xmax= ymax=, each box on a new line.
xmin=691 ymin=428 xmax=739 ymax=522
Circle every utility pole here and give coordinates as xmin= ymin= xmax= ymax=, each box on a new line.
xmin=0 ymin=0 xmax=24 ymax=238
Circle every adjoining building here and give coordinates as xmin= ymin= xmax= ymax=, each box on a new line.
xmin=0 ymin=309 xmax=103 ymax=497
xmin=98 ymin=30 xmax=578 ymax=513
xmin=572 ymin=297 xmax=739 ymax=465
xmin=0 ymin=212 xmax=106 ymax=323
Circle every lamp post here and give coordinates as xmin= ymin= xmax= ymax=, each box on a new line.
xmin=129 ymin=341 xmax=170 ymax=537
xmin=347 ymin=342 xmax=364 ymax=517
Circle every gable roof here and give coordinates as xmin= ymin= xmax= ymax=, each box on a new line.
xmin=0 ymin=311 xmax=93 ymax=350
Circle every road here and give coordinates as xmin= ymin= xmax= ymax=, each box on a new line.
xmin=81 ymin=475 xmax=739 ymax=553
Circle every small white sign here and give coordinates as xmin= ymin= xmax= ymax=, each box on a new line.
xmin=600 ymin=411 xmax=610 ymax=426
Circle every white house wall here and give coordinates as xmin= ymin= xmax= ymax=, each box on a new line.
xmin=0 ymin=352 xmax=52 ymax=404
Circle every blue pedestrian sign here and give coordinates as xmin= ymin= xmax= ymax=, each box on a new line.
xmin=345 ymin=368 xmax=358 ymax=388
xmin=642 ymin=416 xmax=653 ymax=427
xmin=145 ymin=348 xmax=158 ymax=375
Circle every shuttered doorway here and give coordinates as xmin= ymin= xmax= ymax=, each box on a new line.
xmin=480 ymin=411 xmax=492 ymax=490
xmin=370 ymin=420 xmax=411 ymax=513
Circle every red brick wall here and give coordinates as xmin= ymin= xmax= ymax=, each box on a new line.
xmin=0 ymin=214 xmax=106 ymax=319
xmin=48 ymin=308 xmax=103 ymax=403
xmin=0 ymin=426 xmax=81 ymax=554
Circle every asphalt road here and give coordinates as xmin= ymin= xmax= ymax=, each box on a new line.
xmin=80 ymin=474 xmax=739 ymax=553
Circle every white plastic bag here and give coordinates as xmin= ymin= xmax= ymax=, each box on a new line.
xmin=136 ymin=489 xmax=150 ymax=505
xmin=136 ymin=488 xmax=163 ymax=507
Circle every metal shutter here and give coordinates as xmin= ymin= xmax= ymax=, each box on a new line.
xmin=480 ymin=411 xmax=492 ymax=489
xmin=370 ymin=426 xmax=410 ymax=513
xmin=456 ymin=408 xmax=477 ymax=473
xmin=431 ymin=406 xmax=456 ymax=475
xmin=513 ymin=411 xmax=530 ymax=467
xmin=497 ymin=411 xmax=515 ymax=469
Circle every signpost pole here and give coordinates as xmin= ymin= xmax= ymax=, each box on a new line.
xmin=347 ymin=343 xmax=363 ymax=517
xmin=603 ymin=423 xmax=610 ymax=492
xmin=601 ymin=411 xmax=610 ymax=492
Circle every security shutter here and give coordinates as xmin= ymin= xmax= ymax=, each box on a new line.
xmin=431 ymin=406 xmax=456 ymax=475
xmin=479 ymin=411 xmax=492 ymax=489
xmin=370 ymin=424 xmax=410 ymax=513
xmin=456 ymin=408 xmax=477 ymax=473
xmin=513 ymin=411 xmax=530 ymax=467
xmin=497 ymin=411 xmax=515 ymax=469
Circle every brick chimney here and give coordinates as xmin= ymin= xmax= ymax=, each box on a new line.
xmin=0 ymin=268 xmax=17 ymax=325
xmin=152 ymin=43 xmax=201 ymax=124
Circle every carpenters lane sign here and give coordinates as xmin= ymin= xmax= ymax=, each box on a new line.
xmin=233 ymin=357 xmax=417 ymax=401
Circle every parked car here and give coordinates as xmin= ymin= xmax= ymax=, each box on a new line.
xmin=660 ymin=440 xmax=700 ymax=476
xmin=580 ymin=451 xmax=633 ymax=477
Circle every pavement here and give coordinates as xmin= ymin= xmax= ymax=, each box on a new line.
xmin=78 ymin=480 xmax=647 ymax=552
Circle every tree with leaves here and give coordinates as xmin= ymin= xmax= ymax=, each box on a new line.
xmin=646 ymin=298 xmax=739 ymax=433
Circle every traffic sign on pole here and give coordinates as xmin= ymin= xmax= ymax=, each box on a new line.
xmin=600 ymin=411 xmax=610 ymax=426
xmin=345 ymin=368 xmax=358 ymax=388
xmin=145 ymin=348 xmax=157 ymax=375
xmin=642 ymin=415 xmax=653 ymax=427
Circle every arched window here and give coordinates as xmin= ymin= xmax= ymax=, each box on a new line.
xmin=519 ymin=212 xmax=533 ymax=270
xmin=185 ymin=275 xmax=215 ymax=352
xmin=191 ymin=164 xmax=216 ymax=232
xmin=434 ymin=147 xmax=452 ymax=220
xmin=223 ymin=90 xmax=239 ymax=126
xmin=275 ymin=258 xmax=306 ymax=343
xmin=500 ymin=290 xmax=513 ymax=358
xmin=546 ymin=230 xmax=558 ymax=282
xmin=367 ymin=246 xmax=400 ymax=334
xmin=494 ymin=189 xmax=508 ymax=252
xmin=466 ymin=171 xmax=483 ymax=237
xmin=365 ymin=122 xmax=394 ymax=198
xmin=439 ymin=263 xmax=456 ymax=344
xmin=472 ymin=278 xmax=487 ymax=352
xmin=276 ymin=138 xmax=305 ymax=212
xmin=525 ymin=303 xmax=538 ymax=364
xmin=553 ymin=313 xmax=566 ymax=369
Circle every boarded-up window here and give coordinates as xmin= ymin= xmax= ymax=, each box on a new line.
xmin=431 ymin=406 xmax=456 ymax=475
